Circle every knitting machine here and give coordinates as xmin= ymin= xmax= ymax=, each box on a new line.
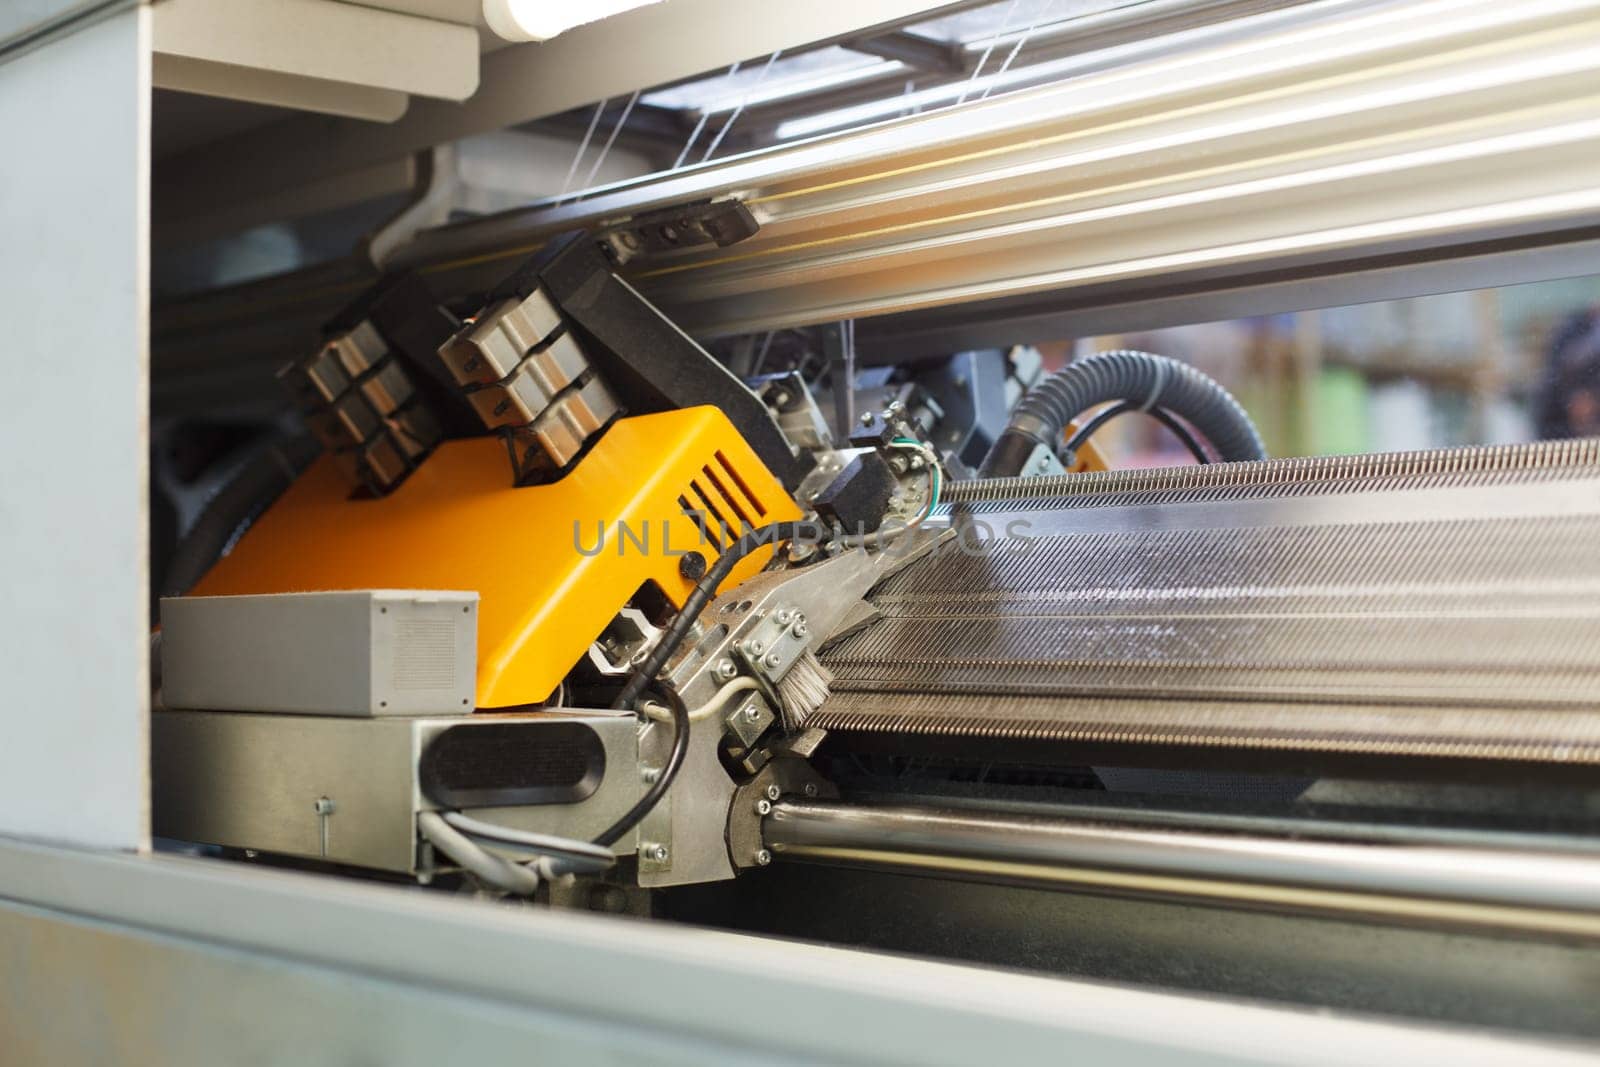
xmin=143 ymin=1 xmax=1600 ymax=1036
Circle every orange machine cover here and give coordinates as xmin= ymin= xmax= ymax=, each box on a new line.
xmin=192 ymin=406 xmax=802 ymax=708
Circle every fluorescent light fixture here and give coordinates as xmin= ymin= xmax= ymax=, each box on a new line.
xmin=482 ymin=0 xmax=665 ymax=42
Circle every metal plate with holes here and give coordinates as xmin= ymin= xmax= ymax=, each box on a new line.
xmin=735 ymin=606 xmax=810 ymax=685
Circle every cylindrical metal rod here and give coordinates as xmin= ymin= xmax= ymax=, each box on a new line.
xmin=764 ymin=800 xmax=1600 ymax=937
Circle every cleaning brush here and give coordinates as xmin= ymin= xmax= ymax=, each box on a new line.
xmin=776 ymin=649 xmax=833 ymax=732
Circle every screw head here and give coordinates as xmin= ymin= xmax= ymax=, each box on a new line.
xmin=678 ymin=550 xmax=707 ymax=581
xmin=646 ymin=843 xmax=669 ymax=863
xmin=859 ymin=412 xmax=874 ymax=425
xmin=765 ymin=784 xmax=781 ymax=801
xmin=715 ymin=658 xmax=739 ymax=681
xmin=313 ymin=796 xmax=335 ymax=815
xmin=803 ymin=783 xmax=820 ymax=797
xmin=755 ymin=849 xmax=773 ymax=866
xmin=763 ymin=652 xmax=782 ymax=669
xmin=776 ymin=609 xmax=793 ymax=624
xmin=743 ymin=705 xmax=761 ymax=723
xmin=793 ymin=622 xmax=808 ymax=638
xmin=746 ymin=640 xmax=764 ymax=655
xmin=640 ymin=766 xmax=661 ymax=783
xmin=755 ymin=798 xmax=773 ymax=815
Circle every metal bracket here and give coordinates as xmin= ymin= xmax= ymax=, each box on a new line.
xmin=363 ymin=145 xmax=458 ymax=271
xmin=599 ymin=198 xmax=759 ymax=266
xmin=725 ymin=757 xmax=836 ymax=871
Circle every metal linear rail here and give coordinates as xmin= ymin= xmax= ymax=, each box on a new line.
xmin=763 ymin=799 xmax=1600 ymax=939
xmin=154 ymin=0 xmax=1600 ymax=396
xmin=815 ymin=438 xmax=1600 ymax=767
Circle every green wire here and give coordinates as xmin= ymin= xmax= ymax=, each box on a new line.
xmin=891 ymin=437 xmax=941 ymax=517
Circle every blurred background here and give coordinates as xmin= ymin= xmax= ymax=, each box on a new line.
xmin=1040 ymin=275 xmax=1600 ymax=466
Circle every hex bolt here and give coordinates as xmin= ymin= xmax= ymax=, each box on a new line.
xmin=755 ymin=849 xmax=773 ymax=866
xmin=755 ymin=799 xmax=773 ymax=815
xmin=714 ymin=658 xmax=739 ymax=681
xmin=765 ymin=784 xmax=781 ymax=801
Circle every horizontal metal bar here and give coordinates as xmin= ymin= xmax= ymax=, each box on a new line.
xmin=153 ymin=0 xmax=1600 ymax=393
xmin=844 ymin=30 xmax=962 ymax=73
xmin=398 ymin=0 xmax=1600 ymax=334
xmin=8 ymin=834 xmax=1575 ymax=1065
xmin=764 ymin=799 xmax=1600 ymax=938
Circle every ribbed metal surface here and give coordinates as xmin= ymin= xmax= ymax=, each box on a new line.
xmin=816 ymin=441 xmax=1600 ymax=763
xmin=943 ymin=437 xmax=1600 ymax=510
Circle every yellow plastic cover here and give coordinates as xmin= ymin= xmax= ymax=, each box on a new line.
xmin=192 ymin=406 xmax=801 ymax=708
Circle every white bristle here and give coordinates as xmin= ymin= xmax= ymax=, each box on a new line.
xmin=776 ymin=650 xmax=833 ymax=732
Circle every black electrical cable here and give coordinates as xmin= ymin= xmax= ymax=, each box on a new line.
xmin=981 ymin=350 xmax=1264 ymax=477
xmin=595 ymin=519 xmax=821 ymax=849
xmin=1063 ymin=402 xmax=1211 ymax=465
xmin=610 ymin=520 xmax=820 ymax=714
xmin=592 ymin=685 xmax=689 ymax=848
xmin=1147 ymin=406 xmax=1211 ymax=465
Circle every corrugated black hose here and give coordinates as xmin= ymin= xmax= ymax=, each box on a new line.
xmin=598 ymin=520 xmax=822 ymax=848
xmin=979 ymin=350 xmax=1266 ymax=477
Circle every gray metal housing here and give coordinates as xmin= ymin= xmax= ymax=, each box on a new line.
xmin=152 ymin=708 xmax=641 ymax=872
xmin=160 ymin=589 xmax=478 ymax=717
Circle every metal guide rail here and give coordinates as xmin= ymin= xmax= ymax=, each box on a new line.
xmin=761 ymin=798 xmax=1600 ymax=939
xmin=155 ymin=0 xmax=1600 ymax=382
xmin=814 ymin=438 xmax=1600 ymax=766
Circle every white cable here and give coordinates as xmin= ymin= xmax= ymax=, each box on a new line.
xmin=640 ymin=676 xmax=760 ymax=724
xmin=440 ymin=811 xmax=614 ymax=866
xmin=887 ymin=440 xmax=942 ymax=525
xmin=956 ymin=0 xmax=1021 ymax=106
xmin=558 ymin=97 xmax=608 ymax=196
xmin=672 ymin=112 xmax=711 ymax=170
xmin=979 ymin=0 xmax=1058 ymax=101
xmin=672 ymin=61 xmax=740 ymax=169
xmin=575 ymin=89 xmax=641 ymax=197
xmin=837 ymin=440 xmax=943 ymax=550
xmin=702 ymin=50 xmax=782 ymax=163
xmin=418 ymin=811 xmax=541 ymax=895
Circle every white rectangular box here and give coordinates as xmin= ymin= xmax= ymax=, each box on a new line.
xmin=160 ymin=590 xmax=478 ymax=716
